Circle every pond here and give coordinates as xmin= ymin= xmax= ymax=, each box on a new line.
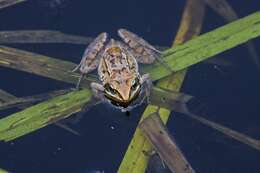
xmin=0 ymin=0 xmax=259 ymax=173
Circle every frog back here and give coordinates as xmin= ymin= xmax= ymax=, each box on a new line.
xmin=98 ymin=39 xmax=139 ymax=83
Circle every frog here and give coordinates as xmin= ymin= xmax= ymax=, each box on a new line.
xmin=72 ymin=29 xmax=162 ymax=111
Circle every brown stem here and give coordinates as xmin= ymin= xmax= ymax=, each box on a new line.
xmin=139 ymin=113 xmax=195 ymax=173
xmin=0 ymin=30 xmax=92 ymax=44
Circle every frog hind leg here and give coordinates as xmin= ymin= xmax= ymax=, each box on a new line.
xmin=73 ymin=32 xmax=108 ymax=88
xmin=118 ymin=29 xmax=172 ymax=71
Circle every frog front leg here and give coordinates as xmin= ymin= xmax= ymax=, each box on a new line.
xmin=140 ymin=73 xmax=153 ymax=103
xmin=73 ymin=32 xmax=108 ymax=89
xmin=90 ymin=82 xmax=106 ymax=101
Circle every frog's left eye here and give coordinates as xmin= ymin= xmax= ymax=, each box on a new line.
xmin=131 ymin=77 xmax=140 ymax=90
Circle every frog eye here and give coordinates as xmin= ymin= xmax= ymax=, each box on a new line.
xmin=104 ymin=84 xmax=117 ymax=95
xmin=131 ymin=77 xmax=140 ymax=90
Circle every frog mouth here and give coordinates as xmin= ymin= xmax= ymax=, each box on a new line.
xmin=110 ymin=99 xmax=132 ymax=108
xmin=105 ymin=88 xmax=141 ymax=108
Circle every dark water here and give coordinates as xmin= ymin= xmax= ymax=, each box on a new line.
xmin=0 ymin=0 xmax=260 ymax=173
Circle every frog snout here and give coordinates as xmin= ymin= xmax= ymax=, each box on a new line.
xmin=117 ymin=87 xmax=130 ymax=101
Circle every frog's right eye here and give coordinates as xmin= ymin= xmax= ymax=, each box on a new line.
xmin=131 ymin=77 xmax=140 ymax=90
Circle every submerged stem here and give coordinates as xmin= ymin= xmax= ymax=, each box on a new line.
xmin=0 ymin=0 xmax=27 ymax=10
